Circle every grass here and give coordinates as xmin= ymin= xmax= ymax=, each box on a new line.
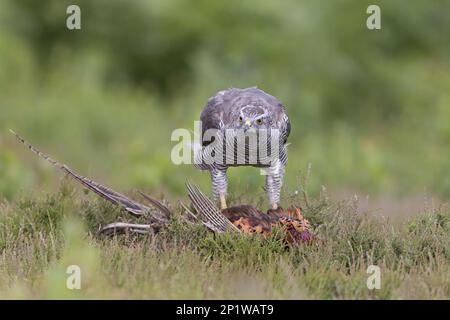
xmin=0 ymin=181 xmax=448 ymax=299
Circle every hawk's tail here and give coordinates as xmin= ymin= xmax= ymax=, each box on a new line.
xmin=10 ymin=130 xmax=169 ymax=222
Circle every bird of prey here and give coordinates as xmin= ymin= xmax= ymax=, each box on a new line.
xmin=195 ymin=87 xmax=291 ymax=210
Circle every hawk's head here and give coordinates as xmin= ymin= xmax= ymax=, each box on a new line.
xmin=236 ymin=105 xmax=270 ymax=131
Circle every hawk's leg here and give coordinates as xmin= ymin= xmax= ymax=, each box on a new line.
xmin=211 ymin=168 xmax=228 ymax=209
xmin=265 ymin=163 xmax=285 ymax=210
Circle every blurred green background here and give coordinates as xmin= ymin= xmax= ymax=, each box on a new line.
xmin=0 ymin=0 xmax=449 ymax=202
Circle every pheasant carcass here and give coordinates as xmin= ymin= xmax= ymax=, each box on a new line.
xmin=11 ymin=131 xmax=316 ymax=245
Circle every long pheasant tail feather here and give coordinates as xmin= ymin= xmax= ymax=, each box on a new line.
xmin=186 ymin=181 xmax=240 ymax=233
xmin=10 ymin=130 xmax=159 ymax=219
xmin=99 ymin=222 xmax=152 ymax=236
xmin=137 ymin=191 xmax=172 ymax=219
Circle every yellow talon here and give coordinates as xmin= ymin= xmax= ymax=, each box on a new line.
xmin=220 ymin=194 xmax=227 ymax=210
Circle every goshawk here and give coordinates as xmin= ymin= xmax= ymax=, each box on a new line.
xmin=194 ymin=87 xmax=290 ymax=210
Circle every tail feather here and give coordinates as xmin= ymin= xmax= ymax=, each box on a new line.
xmin=186 ymin=181 xmax=240 ymax=233
xmin=10 ymin=130 xmax=165 ymax=221
xmin=137 ymin=190 xmax=171 ymax=219
xmin=99 ymin=222 xmax=151 ymax=236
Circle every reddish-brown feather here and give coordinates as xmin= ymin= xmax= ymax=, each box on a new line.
xmin=221 ymin=205 xmax=316 ymax=244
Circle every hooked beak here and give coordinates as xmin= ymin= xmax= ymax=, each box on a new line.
xmin=244 ymin=120 xmax=252 ymax=131
xmin=244 ymin=124 xmax=257 ymax=134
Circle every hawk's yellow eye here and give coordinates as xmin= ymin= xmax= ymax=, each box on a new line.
xmin=256 ymin=119 xmax=263 ymax=125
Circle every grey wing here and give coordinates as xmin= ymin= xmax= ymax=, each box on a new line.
xmin=280 ymin=113 xmax=291 ymax=144
xmin=269 ymin=104 xmax=290 ymax=167
xmin=267 ymin=97 xmax=290 ymax=145
xmin=200 ymin=90 xmax=228 ymax=146
xmin=279 ymin=113 xmax=290 ymax=166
